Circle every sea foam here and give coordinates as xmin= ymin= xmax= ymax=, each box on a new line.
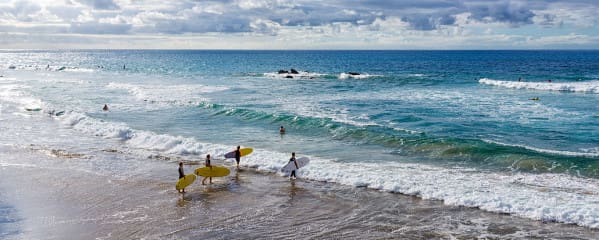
xmin=338 ymin=73 xmax=382 ymax=79
xmin=479 ymin=78 xmax=599 ymax=93
xmin=54 ymin=109 xmax=599 ymax=229
xmin=106 ymin=82 xmax=228 ymax=108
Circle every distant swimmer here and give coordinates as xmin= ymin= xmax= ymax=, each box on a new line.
xmin=530 ymin=97 xmax=540 ymax=101
xmin=288 ymin=152 xmax=299 ymax=180
xmin=279 ymin=126 xmax=286 ymax=134
xmin=202 ymin=154 xmax=213 ymax=185
xmin=178 ymin=162 xmax=186 ymax=193
xmin=103 ymin=104 xmax=109 ymax=111
xmin=518 ymin=77 xmax=521 ymax=82
xmin=123 ymin=64 xmax=126 ymax=70
xmin=235 ymin=145 xmax=241 ymax=169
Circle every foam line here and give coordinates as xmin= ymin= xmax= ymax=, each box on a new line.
xmin=479 ymin=78 xmax=599 ymax=93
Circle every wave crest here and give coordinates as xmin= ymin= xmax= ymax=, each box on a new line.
xmin=479 ymin=78 xmax=599 ymax=93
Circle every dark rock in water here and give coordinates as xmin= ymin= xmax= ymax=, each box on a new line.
xmin=290 ymin=68 xmax=299 ymax=74
xmin=278 ymin=70 xmax=289 ymax=74
xmin=285 ymin=75 xmax=294 ymax=79
xmin=348 ymin=72 xmax=360 ymax=75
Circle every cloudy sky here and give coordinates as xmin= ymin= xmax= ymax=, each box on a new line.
xmin=1 ymin=0 xmax=598 ymax=49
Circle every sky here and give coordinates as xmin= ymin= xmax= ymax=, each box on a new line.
xmin=0 ymin=0 xmax=598 ymax=49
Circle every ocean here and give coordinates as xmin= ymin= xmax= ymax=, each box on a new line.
xmin=1 ymin=50 xmax=598 ymax=239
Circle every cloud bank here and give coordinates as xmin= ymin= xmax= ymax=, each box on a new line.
xmin=0 ymin=0 xmax=597 ymax=49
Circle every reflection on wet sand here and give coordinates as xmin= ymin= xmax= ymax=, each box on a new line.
xmin=4 ymin=161 xmax=597 ymax=240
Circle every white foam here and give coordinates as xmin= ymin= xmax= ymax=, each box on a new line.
xmin=483 ymin=139 xmax=599 ymax=158
xmin=338 ymin=73 xmax=382 ymax=79
xmin=406 ymin=73 xmax=425 ymax=77
xmin=106 ymin=82 xmax=228 ymax=108
xmin=245 ymin=154 xmax=599 ymax=229
xmin=0 ymin=84 xmax=44 ymax=110
xmin=53 ymin=109 xmax=599 ymax=229
xmin=60 ymin=67 xmax=95 ymax=73
xmin=479 ymin=78 xmax=599 ymax=93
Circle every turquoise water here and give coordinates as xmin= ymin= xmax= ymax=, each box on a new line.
xmin=1 ymin=50 xmax=599 ymax=229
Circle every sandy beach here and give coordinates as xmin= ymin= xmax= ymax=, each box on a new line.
xmin=1 ymin=153 xmax=598 ymax=239
xmin=2 ymin=49 xmax=599 ymax=239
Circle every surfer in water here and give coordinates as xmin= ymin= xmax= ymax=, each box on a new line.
xmin=279 ymin=126 xmax=286 ymax=134
xmin=235 ymin=146 xmax=241 ymax=169
xmin=103 ymin=104 xmax=109 ymax=111
xmin=289 ymin=152 xmax=298 ymax=179
xmin=202 ymin=154 xmax=213 ymax=185
xmin=178 ymin=162 xmax=186 ymax=193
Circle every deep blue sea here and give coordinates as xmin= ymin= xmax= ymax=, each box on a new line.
xmin=1 ymin=50 xmax=599 ymax=235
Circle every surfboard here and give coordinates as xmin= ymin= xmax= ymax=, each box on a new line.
xmin=176 ymin=174 xmax=196 ymax=191
xmin=281 ymin=157 xmax=310 ymax=172
xmin=194 ymin=166 xmax=231 ymax=177
xmin=224 ymin=148 xmax=253 ymax=158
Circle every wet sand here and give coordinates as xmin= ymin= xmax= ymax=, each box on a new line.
xmin=1 ymin=162 xmax=598 ymax=240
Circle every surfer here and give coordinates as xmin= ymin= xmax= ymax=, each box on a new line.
xmin=289 ymin=152 xmax=299 ymax=179
xmin=103 ymin=104 xmax=109 ymax=111
xmin=279 ymin=126 xmax=286 ymax=134
xmin=202 ymin=154 xmax=213 ymax=185
xmin=178 ymin=162 xmax=186 ymax=193
xmin=235 ymin=146 xmax=241 ymax=169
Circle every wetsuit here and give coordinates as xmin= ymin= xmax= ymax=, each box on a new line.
xmin=235 ymin=149 xmax=241 ymax=165
xmin=289 ymin=156 xmax=297 ymax=178
xmin=178 ymin=166 xmax=184 ymax=179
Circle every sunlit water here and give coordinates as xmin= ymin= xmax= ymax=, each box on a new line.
xmin=1 ymin=50 xmax=598 ymax=238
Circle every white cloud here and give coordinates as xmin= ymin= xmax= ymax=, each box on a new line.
xmin=0 ymin=0 xmax=597 ymax=49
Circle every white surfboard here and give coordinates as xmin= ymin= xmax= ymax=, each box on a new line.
xmin=281 ymin=157 xmax=310 ymax=172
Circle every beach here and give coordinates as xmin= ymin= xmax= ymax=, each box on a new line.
xmin=1 ymin=50 xmax=599 ymax=239
xmin=2 ymin=152 xmax=598 ymax=239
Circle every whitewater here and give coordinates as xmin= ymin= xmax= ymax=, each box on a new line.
xmin=1 ymin=50 xmax=598 ymax=238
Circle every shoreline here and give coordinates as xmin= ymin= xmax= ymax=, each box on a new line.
xmin=1 ymin=155 xmax=598 ymax=239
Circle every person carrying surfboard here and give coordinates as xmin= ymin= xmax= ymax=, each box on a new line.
xmin=235 ymin=146 xmax=241 ymax=169
xmin=201 ymin=154 xmax=213 ymax=185
xmin=289 ymin=152 xmax=299 ymax=179
xmin=178 ymin=162 xmax=186 ymax=193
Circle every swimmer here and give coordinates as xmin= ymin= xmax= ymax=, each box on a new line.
xmin=103 ymin=104 xmax=109 ymax=111
xmin=279 ymin=126 xmax=286 ymax=134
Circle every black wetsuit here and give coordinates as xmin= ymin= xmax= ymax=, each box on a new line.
xmin=289 ymin=157 xmax=297 ymax=178
xmin=235 ymin=150 xmax=241 ymax=165
xmin=178 ymin=166 xmax=184 ymax=179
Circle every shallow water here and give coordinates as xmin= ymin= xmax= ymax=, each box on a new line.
xmin=1 ymin=50 xmax=599 ymax=237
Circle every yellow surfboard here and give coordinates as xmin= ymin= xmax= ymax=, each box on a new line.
xmin=224 ymin=148 xmax=253 ymax=158
xmin=194 ymin=166 xmax=231 ymax=177
xmin=176 ymin=174 xmax=196 ymax=190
